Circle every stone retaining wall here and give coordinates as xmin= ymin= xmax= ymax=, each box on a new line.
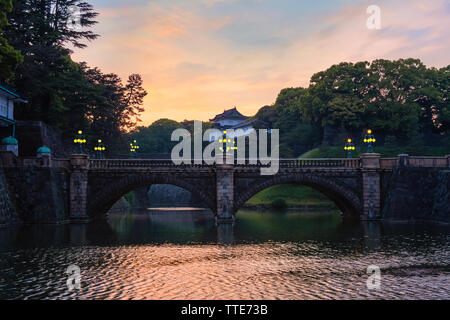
xmin=382 ymin=168 xmax=450 ymax=223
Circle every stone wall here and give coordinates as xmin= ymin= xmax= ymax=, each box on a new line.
xmin=15 ymin=121 xmax=66 ymax=157
xmin=381 ymin=168 xmax=450 ymax=223
xmin=432 ymin=170 xmax=450 ymax=222
xmin=2 ymin=166 xmax=69 ymax=223
xmin=0 ymin=164 xmax=19 ymax=225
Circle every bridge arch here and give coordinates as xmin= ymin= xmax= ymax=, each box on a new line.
xmin=234 ymin=174 xmax=362 ymax=218
xmin=87 ymin=173 xmax=215 ymax=219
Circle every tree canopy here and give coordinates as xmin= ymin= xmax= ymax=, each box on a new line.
xmin=255 ymin=58 xmax=450 ymax=157
xmin=0 ymin=0 xmax=22 ymax=80
xmin=3 ymin=0 xmax=147 ymax=154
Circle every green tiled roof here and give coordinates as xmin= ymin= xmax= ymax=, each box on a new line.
xmin=1 ymin=136 xmax=18 ymax=145
xmin=0 ymin=84 xmax=21 ymax=98
xmin=37 ymin=146 xmax=51 ymax=154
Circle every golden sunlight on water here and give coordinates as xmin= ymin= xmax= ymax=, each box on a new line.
xmin=0 ymin=209 xmax=449 ymax=300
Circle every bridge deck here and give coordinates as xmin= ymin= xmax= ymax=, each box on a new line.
xmin=88 ymin=158 xmax=362 ymax=170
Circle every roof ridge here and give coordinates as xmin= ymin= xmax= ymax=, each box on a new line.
xmin=0 ymin=83 xmax=21 ymax=98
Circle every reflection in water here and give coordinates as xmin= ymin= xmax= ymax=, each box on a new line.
xmin=0 ymin=208 xmax=449 ymax=299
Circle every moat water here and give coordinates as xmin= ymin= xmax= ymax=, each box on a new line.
xmin=0 ymin=209 xmax=449 ymax=300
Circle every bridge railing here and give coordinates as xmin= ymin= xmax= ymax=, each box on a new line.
xmin=408 ymin=156 xmax=448 ymax=168
xmin=379 ymin=158 xmax=398 ymax=169
xmin=88 ymin=158 xmax=361 ymax=169
xmin=234 ymin=158 xmax=360 ymax=168
xmin=5 ymin=155 xmax=447 ymax=170
xmin=14 ymin=157 xmax=71 ymax=169
xmin=278 ymin=158 xmax=361 ymax=168
xmin=89 ymin=159 xmax=190 ymax=169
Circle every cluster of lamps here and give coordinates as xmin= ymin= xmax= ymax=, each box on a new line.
xmin=74 ymin=130 xmax=141 ymax=158
xmin=94 ymin=139 xmax=106 ymax=159
xmin=344 ymin=139 xmax=356 ymax=159
xmin=345 ymin=129 xmax=376 ymax=158
xmin=73 ymin=130 xmax=87 ymax=153
xmin=219 ymin=130 xmax=237 ymax=153
xmin=130 ymin=140 xmax=140 ymax=156
xmin=364 ymin=129 xmax=376 ymax=153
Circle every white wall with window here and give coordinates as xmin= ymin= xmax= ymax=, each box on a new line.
xmin=0 ymin=95 xmax=14 ymax=120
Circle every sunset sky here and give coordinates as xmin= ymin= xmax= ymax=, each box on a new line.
xmin=72 ymin=0 xmax=450 ymax=126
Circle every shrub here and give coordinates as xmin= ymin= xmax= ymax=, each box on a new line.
xmin=271 ymin=198 xmax=287 ymax=210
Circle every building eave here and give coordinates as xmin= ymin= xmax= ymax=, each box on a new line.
xmin=0 ymin=84 xmax=21 ymax=99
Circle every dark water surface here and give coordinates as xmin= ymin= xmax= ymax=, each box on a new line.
xmin=0 ymin=209 xmax=449 ymax=300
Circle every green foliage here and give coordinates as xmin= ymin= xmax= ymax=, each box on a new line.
xmin=0 ymin=0 xmax=22 ymax=80
xmin=255 ymin=87 xmax=322 ymax=158
xmin=271 ymin=198 xmax=287 ymax=210
xmin=384 ymin=135 xmax=398 ymax=148
xmin=300 ymin=59 xmax=449 ymax=140
xmin=3 ymin=1 xmax=147 ymax=154
xmin=255 ymin=58 xmax=449 ymax=157
xmin=130 ymin=119 xmax=182 ymax=154
xmin=246 ymin=184 xmax=334 ymax=207
xmin=124 ymin=191 xmax=135 ymax=206
xmin=300 ymin=145 xmax=449 ymax=158
xmin=6 ymin=0 xmax=99 ymax=50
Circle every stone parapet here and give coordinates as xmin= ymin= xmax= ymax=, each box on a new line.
xmin=215 ymin=164 xmax=235 ymax=223
xmin=69 ymin=154 xmax=90 ymax=222
xmin=360 ymin=153 xmax=381 ymax=169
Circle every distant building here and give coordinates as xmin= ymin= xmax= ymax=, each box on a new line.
xmin=208 ymin=107 xmax=257 ymax=142
xmin=0 ymin=84 xmax=27 ymax=156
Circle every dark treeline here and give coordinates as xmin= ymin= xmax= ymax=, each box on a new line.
xmin=256 ymin=59 xmax=449 ymax=157
xmin=0 ymin=0 xmax=147 ymax=153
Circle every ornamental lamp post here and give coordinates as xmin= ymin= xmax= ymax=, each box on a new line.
xmin=344 ymin=138 xmax=355 ymax=158
xmin=130 ymin=140 xmax=140 ymax=157
xmin=73 ymin=130 xmax=86 ymax=154
xmin=364 ymin=129 xmax=376 ymax=153
xmin=218 ymin=130 xmax=237 ymax=156
xmin=94 ymin=139 xmax=106 ymax=159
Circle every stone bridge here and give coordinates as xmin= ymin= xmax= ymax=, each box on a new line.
xmin=1 ymin=152 xmax=449 ymax=224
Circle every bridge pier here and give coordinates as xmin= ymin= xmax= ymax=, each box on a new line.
xmin=361 ymin=153 xmax=381 ymax=220
xmin=69 ymin=154 xmax=90 ymax=223
xmin=215 ymin=163 xmax=235 ymax=224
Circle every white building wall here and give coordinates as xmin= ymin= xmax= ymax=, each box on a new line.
xmin=209 ymin=126 xmax=255 ymax=142
xmin=0 ymin=95 xmax=14 ymax=120
xmin=0 ymin=95 xmax=8 ymax=118
xmin=218 ymin=120 xmax=242 ymax=127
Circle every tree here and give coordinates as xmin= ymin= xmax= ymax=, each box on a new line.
xmin=5 ymin=0 xmax=99 ymax=124
xmin=6 ymin=0 xmax=99 ymax=51
xmin=366 ymin=59 xmax=426 ymax=139
xmin=130 ymin=119 xmax=182 ymax=154
xmin=299 ymin=59 xmax=445 ymax=143
xmin=255 ymin=58 xmax=449 ymax=154
xmin=0 ymin=0 xmax=22 ymax=80
xmin=1 ymin=1 xmax=148 ymax=155
xmin=123 ymin=74 xmax=147 ymax=129
xmin=83 ymin=65 xmax=147 ymax=152
xmin=254 ymin=87 xmax=322 ymax=157
xmin=419 ymin=65 xmax=450 ymax=137
xmin=301 ymin=61 xmax=371 ymax=130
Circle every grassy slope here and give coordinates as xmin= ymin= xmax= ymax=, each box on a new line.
xmin=245 ymin=184 xmax=335 ymax=207
xmin=299 ymin=146 xmax=450 ymax=159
